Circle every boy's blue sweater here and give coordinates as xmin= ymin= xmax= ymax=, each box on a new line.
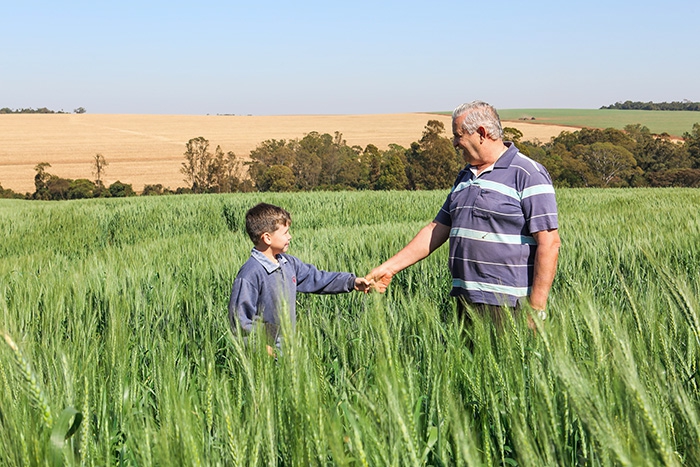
xmin=228 ymin=248 xmax=356 ymax=342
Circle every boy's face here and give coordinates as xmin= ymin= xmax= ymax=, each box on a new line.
xmin=264 ymin=222 xmax=291 ymax=255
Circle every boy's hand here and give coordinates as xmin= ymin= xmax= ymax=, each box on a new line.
xmin=354 ymin=277 xmax=373 ymax=292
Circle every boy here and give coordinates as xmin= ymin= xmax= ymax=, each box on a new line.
xmin=228 ymin=203 xmax=371 ymax=350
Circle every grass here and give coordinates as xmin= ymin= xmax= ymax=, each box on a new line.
xmin=497 ymin=109 xmax=700 ymax=138
xmin=434 ymin=108 xmax=700 ymax=137
xmin=1 ymin=189 xmax=699 ymax=465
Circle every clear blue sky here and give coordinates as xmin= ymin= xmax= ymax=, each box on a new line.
xmin=2 ymin=0 xmax=698 ymax=115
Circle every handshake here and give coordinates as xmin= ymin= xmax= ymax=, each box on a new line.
xmin=354 ymin=266 xmax=394 ymax=293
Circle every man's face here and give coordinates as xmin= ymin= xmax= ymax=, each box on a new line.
xmin=267 ymin=223 xmax=292 ymax=255
xmin=452 ymin=115 xmax=479 ymax=161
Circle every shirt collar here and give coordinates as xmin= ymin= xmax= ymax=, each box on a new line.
xmin=467 ymin=141 xmax=518 ymax=175
xmin=250 ymin=248 xmax=288 ymax=273
xmin=494 ymin=141 xmax=518 ymax=169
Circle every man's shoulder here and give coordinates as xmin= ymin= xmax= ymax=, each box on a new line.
xmin=505 ymin=152 xmax=553 ymax=185
xmin=509 ymin=152 xmax=544 ymax=172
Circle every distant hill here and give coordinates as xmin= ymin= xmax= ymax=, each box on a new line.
xmin=496 ymin=109 xmax=700 ymax=138
xmin=600 ymin=101 xmax=700 ymax=111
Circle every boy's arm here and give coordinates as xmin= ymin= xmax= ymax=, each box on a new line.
xmin=228 ymin=278 xmax=259 ymax=334
xmin=290 ymin=256 xmax=357 ymax=294
xmin=354 ymin=277 xmax=372 ymax=292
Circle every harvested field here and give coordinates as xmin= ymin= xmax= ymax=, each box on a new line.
xmin=0 ymin=113 xmax=575 ymax=194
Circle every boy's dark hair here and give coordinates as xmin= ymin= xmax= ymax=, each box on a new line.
xmin=245 ymin=203 xmax=292 ymax=243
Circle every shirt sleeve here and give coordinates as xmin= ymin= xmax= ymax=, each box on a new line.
xmin=228 ymin=277 xmax=259 ymax=334
xmin=434 ymin=170 xmax=466 ymax=226
xmin=433 ymin=193 xmax=453 ymax=227
xmin=521 ymin=165 xmax=559 ymax=234
xmin=289 ymin=256 xmax=356 ymax=294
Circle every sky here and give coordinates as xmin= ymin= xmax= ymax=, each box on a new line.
xmin=2 ymin=0 xmax=698 ymax=115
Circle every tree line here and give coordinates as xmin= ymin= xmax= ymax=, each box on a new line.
xmin=3 ymin=119 xmax=700 ymax=200
xmin=225 ymin=120 xmax=700 ymax=191
xmin=600 ymin=100 xmax=700 ymax=111
xmin=156 ymin=119 xmax=700 ymax=191
xmin=0 ymin=107 xmax=85 ymax=114
xmin=517 ymin=123 xmax=700 ymax=187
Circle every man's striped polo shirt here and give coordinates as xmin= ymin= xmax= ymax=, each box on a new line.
xmin=434 ymin=142 xmax=559 ymax=307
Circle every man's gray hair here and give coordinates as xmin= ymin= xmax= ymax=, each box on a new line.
xmin=452 ymin=101 xmax=504 ymax=140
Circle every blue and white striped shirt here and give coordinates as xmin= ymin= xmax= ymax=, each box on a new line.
xmin=434 ymin=143 xmax=558 ymax=307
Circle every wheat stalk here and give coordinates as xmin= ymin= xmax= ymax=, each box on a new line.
xmin=2 ymin=331 xmax=53 ymax=429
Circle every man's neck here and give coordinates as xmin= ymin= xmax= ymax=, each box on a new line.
xmin=470 ymin=142 xmax=508 ymax=174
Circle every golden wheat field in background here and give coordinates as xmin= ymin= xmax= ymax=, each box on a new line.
xmin=0 ymin=113 xmax=576 ymax=194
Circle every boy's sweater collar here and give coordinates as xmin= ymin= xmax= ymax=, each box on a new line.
xmin=250 ymin=248 xmax=288 ymax=274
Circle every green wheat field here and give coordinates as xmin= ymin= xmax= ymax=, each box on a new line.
xmin=1 ymin=189 xmax=699 ymax=466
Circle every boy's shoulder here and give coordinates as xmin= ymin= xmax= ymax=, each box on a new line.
xmin=235 ymin=252 xmax=266 ymax=278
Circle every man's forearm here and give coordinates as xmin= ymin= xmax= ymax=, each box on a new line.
xmin=367 ymin=221 xmax=449 ymax=289
xmin=383 ymin=221 xmax=449 ymax=272
xmin=529 ymin=229 xmax=561 ymax=310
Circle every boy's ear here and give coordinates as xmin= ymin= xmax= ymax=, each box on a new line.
xmin=261 ymin=232 xmax=272 ymax=246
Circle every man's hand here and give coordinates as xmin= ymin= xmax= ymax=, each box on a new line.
xmin=365 ymin=266 xmax=394 ymax=293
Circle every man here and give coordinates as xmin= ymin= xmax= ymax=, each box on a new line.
xmin=367 ymin=101 xmax=560 ymax=324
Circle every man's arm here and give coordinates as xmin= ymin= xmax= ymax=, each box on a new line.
xmin=367 ymin=221 xmax=450 ymax=291
xmin=529 ymin=228 xmax=561 ymax=310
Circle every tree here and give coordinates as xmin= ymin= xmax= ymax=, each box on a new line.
xmin=363 ymin=144 xmax=383 ymax=189
xmin=181 ymin=137 xmax=214 ymax=193
xmin=647 ymin=168 xmax=700 ymax=187
xmin=142 ymin=184 xmax=169 ymax=196
xmin=46 ymin=175 xmax=71 ymax=200
xmin=321 ymin=132 xmax=352 ymax=187
xmin=108 ymin=181 xmax=135 ymax=197
xmin=503 ymin=127 xmax=524 ymax=144
xmin=258 ymin=165 xmax=296 ymax=192
xmin=93 ymin=153 xmax=108 ymax=187
xmin=377 ymin=145 xmax=409 ymax=190
xmin=74 ymin=107 xmax=86 ymax=114
xmin=248 ymin=139 xmax=297 ymax=189
xmin=294 ymin=132 xmax=327 ymax=189
xmin=208 ymin=145 xmax=242 ymax=193
xmin=221 ymin=148 xmax=243 ymax=192
xmin=582 ymin=142 xmax=641 ymax=187
xmin=68 ymin=179 xmax=96 ymax=199
xmin=538 ymin=143 xmax=593 ymax=187
xmin=33 ymin=162 xmax=52 ymax=200
xmin=0 ymin=183 xmax=23 ymax=199
xmin=406 ymin=120 xmax=461 ymax=190
xmin=683 ymin=123 xmax=700 ymax=168
xmin=293 ymin=146 xmax=322 ymax=190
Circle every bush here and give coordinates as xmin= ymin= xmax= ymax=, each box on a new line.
xmin=0 ymin=184 xmax=24 ymax=199
xmin=142 ymin=184 xmax=167 ymax=196
xmin=68 ymin=179 xmax=96 ymax=199
xmin=108 ymin=181 xmax=135 ymax=197
xmin=647 ymin=168 xmax=700 ymax=187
